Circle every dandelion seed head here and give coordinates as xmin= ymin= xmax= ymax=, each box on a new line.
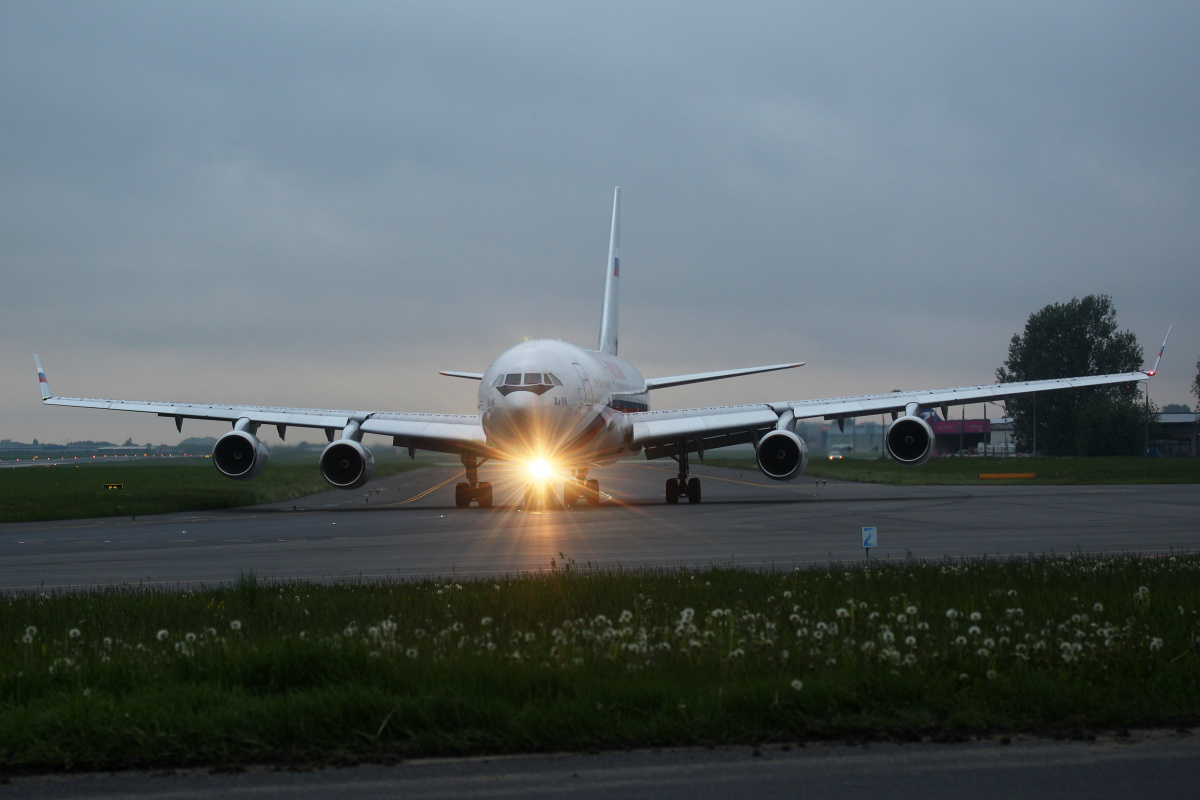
xmin=791 ymin=679 xmax=803 ymax=691
xmin=26 ymin=626 xmax=37 ymax=636
xmin=969 ymin=612 xmax=982 ymax=622
xmin=157 ymin=629 xmax=169 ymax=642
xmin=68 ymin=628 xmax=81 ymax=639
xmin=230 ymin=620 xmax=242 ymax=631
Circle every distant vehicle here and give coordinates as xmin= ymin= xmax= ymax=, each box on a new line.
xmin=34 ymin=189 xmax=1168 ymax=507
xmin=828 ymin=453 xmax=844 ymax=460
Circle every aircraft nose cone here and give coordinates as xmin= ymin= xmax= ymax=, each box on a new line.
xmin=483 ymin=389 xmax=572 ymax=452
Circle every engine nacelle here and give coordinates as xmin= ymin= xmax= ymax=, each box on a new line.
xmin=320 ymin=440 xmax=375 ymax=489
xmin=885 ymin=415 xmax=935 ymax=466
xmin=212 ymin=430 xmax=269 ymax=480
xmin=755 ymin=429 xmax=809 ymax=481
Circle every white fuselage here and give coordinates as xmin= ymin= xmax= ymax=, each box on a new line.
xmin=478 ymin=339 xmax=648 ymax=467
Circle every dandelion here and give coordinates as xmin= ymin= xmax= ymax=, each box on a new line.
xmin=619 ymin=610 xmax=633 ymax=624
xmin=1093 ymin=603 xmax=1104 ymax=613
xmin=26 ymin=626 xmax=37 ymax=636
xmin=783 ymin=591 xmax=792 ymax=599
xmin=977 ymin=647 xmax=990 ymax=657
xmin=946 ymin=609 xmax=959 ymax=620
xmin=157 ymin=629 xmax=169 ymax=642
xmin=969 ymin=612 xmax=982 ymax=622
xmin=406 ymin=647 xmax=418 ymax=658
xmin=185 ymin=632 xmax=196 ymax=643
xmin=906 ymin=606 xmax=918 ymax=616
xmin=230 ymin=620 xmax=242 ymax=631
xmin=1149 ymin=637 xmax=1164 ymax=651
xmin=524 ymin=632 xmax=536 ymax=643
xmin=955 ymin=636 xmax=967 ymax=646
xmin=22 ymin=634 xmax=32 ymax=644
xmin=968 ymin=626 xmax=981 ymax=636
xmin=791 ymin=679 xmax=804 ymax=691
xmin=905 ymin=636 xmax=916 ymax=647
xmin=836 ymin=608 xmax=849 ymax=619
xmin=481 ymin=617 xmax=493 ymax=626
xmin=68 ymin=628 xmax=81 ymax=639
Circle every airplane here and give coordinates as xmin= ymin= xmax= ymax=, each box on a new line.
xmin=34 ymin=188 xmax=1169 ymax=508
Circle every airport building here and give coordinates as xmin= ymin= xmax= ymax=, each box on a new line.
xmin=1152 ymin=412 xmax=1200 ymax=457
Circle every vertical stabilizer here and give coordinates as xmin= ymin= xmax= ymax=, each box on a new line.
xmin=597 ymin=187 xmax=620 ymax=355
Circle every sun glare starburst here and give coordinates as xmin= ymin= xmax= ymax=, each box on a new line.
xmin=528 ymin=458 xmax=553 ymax=481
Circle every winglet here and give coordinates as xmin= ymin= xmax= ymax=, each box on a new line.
xmin=34 ymin=354 xmax=51 ymax=399
xmin=1147 ymin=324 xmax=1172 ymax=376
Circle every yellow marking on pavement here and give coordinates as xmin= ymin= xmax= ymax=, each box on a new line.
xmin=377 ymin=471 xmax=465 ymax=507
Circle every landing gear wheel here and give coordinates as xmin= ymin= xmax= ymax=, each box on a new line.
xmin=476 ymin=482 xmax=493 ymax=508
xmin=585 ymin=479 xmax=601 ymax=508
xmin=454 ymin=482 xmax=471 ymax=508
xmin=687 ymin=477 xmax=702 ymax=504
xmin=665 ymin=478 xmax=679 ymax=504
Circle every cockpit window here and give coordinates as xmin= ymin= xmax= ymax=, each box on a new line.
xmin=524 ymin=373 xmax=543 ymax=385
xmin=546 ymin=373 xmax=562 ymax=386
xmin=505 ymin=373 xmax=522 ymax=386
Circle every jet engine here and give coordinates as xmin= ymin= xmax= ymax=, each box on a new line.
xmin=320 ymin=440 xmax=375 ymax=489
xmin=212 ymin=430 xmax=269 ymax=480
xmin=755 ymin=429 xmax=809 ymax=481
xmin=885 ymin=415 xmax=934 ymax=466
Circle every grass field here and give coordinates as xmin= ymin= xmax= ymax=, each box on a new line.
xmin=0 ymin=457 xmax=426 ymax=524
xmin=2 ymin=555 xmax=1197 ymax=773
xmin=707 ymin=455 xmax=1200 ymax=485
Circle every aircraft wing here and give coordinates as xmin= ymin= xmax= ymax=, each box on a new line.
xmin=628 ymin=370 xmax=1152 ymax=458
xmin=775 ymin=371 xmax=1151 ymax=423
xmin=35 ymin=356 xmax=486 ymax=455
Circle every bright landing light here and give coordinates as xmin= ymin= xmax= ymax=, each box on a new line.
xmin=527 ymin=458 xmax=554 ymax=481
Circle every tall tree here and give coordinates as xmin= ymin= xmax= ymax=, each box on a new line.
xmin=997 ymin=295 xmax=1145 ymax=456
xmin=1193 ymin=355 xmax=1200 ymax=412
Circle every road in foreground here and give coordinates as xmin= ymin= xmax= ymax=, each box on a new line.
xmin=1 ymin=462 xmax=1197 ymax=590
xmin=3 ymin=731 xmax=1197 ymax=799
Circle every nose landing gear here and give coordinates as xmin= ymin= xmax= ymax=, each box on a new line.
xmin=665 ymin=447 xmax=702 ymax=504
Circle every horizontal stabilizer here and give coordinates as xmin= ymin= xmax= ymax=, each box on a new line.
xmin=645 ymin=362 xmax=803 ymax=391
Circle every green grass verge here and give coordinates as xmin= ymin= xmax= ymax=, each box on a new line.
xmin=3 ymin=556 xmax=1198 ymax=772
xmin=707 ymin=455 xmax=1200 ymax=485
xmin=0 ymin=459 xmax=427 ymax=523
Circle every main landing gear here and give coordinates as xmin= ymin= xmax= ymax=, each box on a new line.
xmin=562 ymin=469 xmax=600 ymax=509
xmin=665 ymin=447 xmax=702 ymax=504
xmin=454 ymin=454 xmax=493 ymax=508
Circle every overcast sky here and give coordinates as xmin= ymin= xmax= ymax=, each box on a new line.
xmin=3 ymin=1 xmax=1196 ymax=446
